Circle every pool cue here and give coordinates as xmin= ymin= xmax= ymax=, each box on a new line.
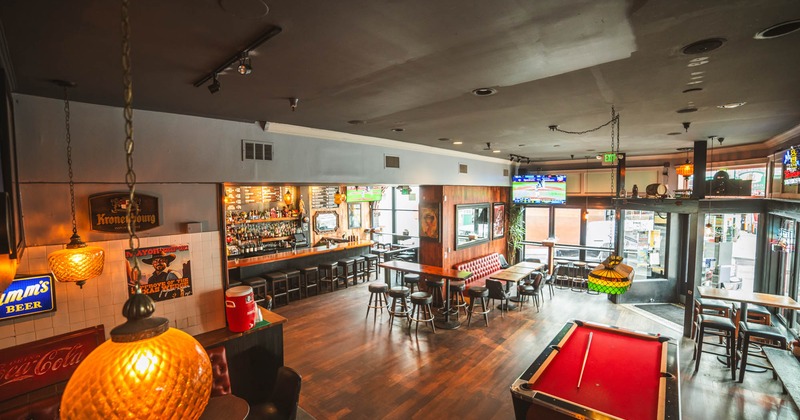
xmin=577 ymin=332 xmax=593 ymax=389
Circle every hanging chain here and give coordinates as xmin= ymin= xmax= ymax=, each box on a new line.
xmin=610 ymin=106 xmax=616 ymax=197
xmin=122 ymin=0 xmax=140 ymax=282
xmin=551 ymin=117 xmax=617 ymax=135
xmin=62 ymin=87 xmax=78 ymax=236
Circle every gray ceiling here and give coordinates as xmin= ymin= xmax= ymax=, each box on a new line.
xmin=1 ymin=0 xmax=799 ymax=162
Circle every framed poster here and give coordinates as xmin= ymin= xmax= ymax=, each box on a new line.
xmin=493 ymin=202 xmax=505 ymax=239
xmin=125 ymin=244 xmax=192 ymax=302
xmin=419 ymin=202 xmax=440 ymax=242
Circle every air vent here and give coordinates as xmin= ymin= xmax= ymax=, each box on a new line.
xmin=503 ymin=169 xmax=509 ymax=177
xmin=459 ymin=164 xmax=468 ymax=174
xmin=385 ymin=155 xmax=400 ymax=168
xmin=242 ymin=140 xmax=273 ymax=161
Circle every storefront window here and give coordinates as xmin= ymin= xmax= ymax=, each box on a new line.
xmin=585 ymin=209 xmax=615 ymax=262
xmin=769 ymin=218 xmax=798 ymax=333
xmin=623 ymin=210 xmax=667 ymax=279
xmin=554 ymin=208 xmax=581 ymax=259
xmin=372 ymin=186 xmax=419 ymax=246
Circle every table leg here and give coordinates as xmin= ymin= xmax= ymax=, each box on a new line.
xmin=435 ymin=278 xmax=461 ymax=330
xmin=383 ymin=267 xmax=392 ymax=287
xmin=498 ymin=281 xmax=518 ymax=311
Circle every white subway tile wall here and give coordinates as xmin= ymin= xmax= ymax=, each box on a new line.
xmin=0 ymin=231 xmax=226 ymax=349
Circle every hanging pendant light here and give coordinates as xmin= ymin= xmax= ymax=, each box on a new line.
xmin=60 ymin=1 xmax=211 ymax=418
xmin=47 ymin=81 xmax=104 ymax=288
xmin=587 ymin=254 xmax=634 ymax=295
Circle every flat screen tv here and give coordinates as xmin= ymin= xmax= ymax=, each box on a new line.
xmin=512 ymin=174 xmax=567 ymax=205
xmin=346 ymin=186 xmax=383 ymax=202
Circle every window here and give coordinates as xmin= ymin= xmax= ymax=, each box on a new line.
xmin=371 ymin=186 xmax=419 ymax=247
xmin=585 ymin=209 xmax=615 ymax=262
xmin=701 ymin=213 xmax=758 ymax=292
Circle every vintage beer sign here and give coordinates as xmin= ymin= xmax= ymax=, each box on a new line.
xmin=0 ymin=325 xmax=105 ymax=401
xmin=89 ymin=192 xmax=160 ymax=232
xmin=125 ymin=244 xmax=193 ymax=302
xmin=0 ymin=275 xmax=56 ymax=321
xmin=784 ymin=146 xmax=800 ymax=186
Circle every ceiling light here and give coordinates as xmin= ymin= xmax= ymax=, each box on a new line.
xmin=691 ymin=71 xmax=705 ymax=76
xmin=667 ymin=132 xmax=682 ymax=136
xmin=687 ymin=61 xmax=709 ymax=67
xmin=683 ymin=87 xmax=703 ymax=93
xmin=717 ymin=102 xmax=747 ymax=109
xmin=438 ymin=137 xmax=450 ymax=141
xmin=492 ymin=150 xmax=501 ymax=153
xmin=347 ymin=120 xmax=366 ymax=125
xmin=208 ymin=74 xmax=220 ymax=94
xmin=452 ymin=141 xmax=463 ymax=145
xmin=237 ymin=52 xmax=252 ymax=75
xmin=690 ymin=76 xmax=704 ymax=80
xmin=47 ymin=80 xmax=105 ymax=288
xmin=676 ymin=107 xmax=698 ymax=113
xmin=290 ymin=97 xmax=299 ymax=112
xmin=60 ymin=2 xmax=211 ymax=418
xmin=682 ymin=39 xmax=726 ymax=55
xmin=391 ymin=128 xmax=404 ymax=132
xmin=471 ymin=87 xmax=497 ymax=96
xmin=687 ymin=80 xmax=704 ymax=85
xmin=755 ymin=19 xmax=800 ymax=39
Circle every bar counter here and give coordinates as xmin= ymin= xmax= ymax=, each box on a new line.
xmin=228 ymin=240 xmax=373 ymax=269
xmin=229 ymin=240 xmax=374 ymax=281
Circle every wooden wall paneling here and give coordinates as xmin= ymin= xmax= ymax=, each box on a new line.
xmin=418 ymin=186 xmax=443 ymax=266
xmin=441 ymin=185 xmax=509 ymax=269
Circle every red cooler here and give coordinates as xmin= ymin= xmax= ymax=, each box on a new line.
xmin=225 ymin=285 xmax=257 ymax=332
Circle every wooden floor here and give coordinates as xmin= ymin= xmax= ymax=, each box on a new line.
xmin=274 ymin=278 xmax=800 ymax=419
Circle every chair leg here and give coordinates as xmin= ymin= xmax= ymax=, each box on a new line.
xmin=738 ymin=333 xmax=749 ymax=383
xmin=693 ymin=327 xmax=704 ymax=373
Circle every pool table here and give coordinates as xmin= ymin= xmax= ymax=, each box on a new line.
xmin=510 ymin=320 xmax=680 ymax=420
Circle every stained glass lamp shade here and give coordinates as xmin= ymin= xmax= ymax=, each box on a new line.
xmin=588 ymin=254 xmax=634 ymax=295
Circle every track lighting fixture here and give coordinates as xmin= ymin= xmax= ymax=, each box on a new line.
xmin=290 ymin=98 xmax=299 ymax=112
xmin=509 ymin=153 xmax=532 ymax=163
xmin=208 ymin=73 xmax=220 ymax=94
xmin=237 ymin=52 xmax=252 ymax=75
xmin=192 ymin=25 xmax=282 ymax=89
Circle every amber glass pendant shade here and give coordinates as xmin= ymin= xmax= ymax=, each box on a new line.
xmin=48 ymin=234 xmax=104 ymax=288
xmin=675 ymin=161 xmax=694 ymax=178
xmin=60 ymin=327 xmax=212 ymax=419
xmin=0 ymin=254 xmax=18 ymax=293
xmin=284 ymin=189 xmax=293 ymax=206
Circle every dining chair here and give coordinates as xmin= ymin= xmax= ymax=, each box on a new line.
xmin=249 ymin=366 xmax=303 ymax=420
xmin=486 ymin=279 xmax=510 ymax=318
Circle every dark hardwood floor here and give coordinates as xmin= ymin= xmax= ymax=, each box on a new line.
xmin=273 ymin=277 xmax=800 ymax=419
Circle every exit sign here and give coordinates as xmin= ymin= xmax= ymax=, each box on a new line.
xmin=601 ymin=152 xmax=618 ymax=166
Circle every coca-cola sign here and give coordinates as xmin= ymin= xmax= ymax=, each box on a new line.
xmin=0 ymin=325 xmax=105 ymax=401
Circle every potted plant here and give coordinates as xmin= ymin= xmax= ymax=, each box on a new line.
xmin=507 ymin=205 xmax=525 ymax=264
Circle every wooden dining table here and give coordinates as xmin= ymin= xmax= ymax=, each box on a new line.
xmin=379 ymin=260 xmax=472 ymax=329
xmin=489 ymin=269 xmax=531 ymax=310
xmin=697 ymin=286 xmax=800 ymax=321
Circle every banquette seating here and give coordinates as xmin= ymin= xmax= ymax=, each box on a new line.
xmin=453 ymin=252 xmax=504 ymax=288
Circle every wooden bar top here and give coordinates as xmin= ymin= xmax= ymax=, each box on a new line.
xmin=228 ymin=240 xmax=373 ymax=269
xmin=698 ymin=286 xmax=800 ymax=311
xmin=194 ymin=307 xmax=287 ymax=348
xmin=379 ymin=260 xmax=471 ymax=280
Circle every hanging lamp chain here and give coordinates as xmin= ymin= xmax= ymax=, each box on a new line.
xmin=62 ymin=87 xmax=77 ymax=236
xmin=122 ymin=0 xmax=141 ymax=285
xmin=610 ymin=106 xmax=616 ymax=198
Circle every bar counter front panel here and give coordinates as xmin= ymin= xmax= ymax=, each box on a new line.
xmin=229 ymin=241 xmax=373 ymax=281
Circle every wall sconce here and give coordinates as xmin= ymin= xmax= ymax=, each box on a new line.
xmin=60 ymin=2 xmax=211 ymax=417
xmin=284 ymin=188 xmax=293 ymax=206
xmin=334 ymin=188 xmax=346 ymax=205
xmin=47 ymin=81 xmax=105 ymax=288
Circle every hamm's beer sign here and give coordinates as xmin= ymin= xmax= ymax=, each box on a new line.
xmin=0 ymin=275 xmax=56 ymax=321
xmin=89 ymin=192 xmax=160 ymax=232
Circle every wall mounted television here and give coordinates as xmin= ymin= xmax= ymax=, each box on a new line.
xmin=512 ymin=174 xmax=567 ymax=205
xmin=346 ymin=186 xmax=383 ymax=202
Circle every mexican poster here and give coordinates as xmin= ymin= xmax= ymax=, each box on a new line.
xmin=125 ymin=244 xmax=192 ymax=302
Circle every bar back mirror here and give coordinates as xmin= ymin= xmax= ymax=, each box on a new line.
xmin=313 ymin=210 xmax=339 ymax=233
xmin=455 ymin=203 xmax=490 ymax=250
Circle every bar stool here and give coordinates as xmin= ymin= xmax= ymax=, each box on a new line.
xmin=366 ymin=283 xmax=389 ymax=321
xmin=733 ymin=303 xmax=771 ymax=325
xmin=403 ymin=273 xmax=420 ymax=294
xmin=570 ymin=262 xmax=586 ymax=292
xmin=425 ymin=278 xmax=445 ymax=308
xmin=448 ymin=280 xmax=468 ymax=320
xmin=264 ymin=272 xmax=289 ymax=307
xmin=283 ymin=269 xmax=302 ymax=301
xmin=693 ymin=298 xmax=732 ymax=339
xmin=228 ymin=280 xmax=243 ymax=289
xmin=737 ymin=321 xmax=788 ymax=383
xmin=318 ymin=262 xmax=339 ymax=293
xmin=408 ymin=292 xmax=436 ymax=333
xmin=301 ymin=266 xmax=319 ymax=298
xmin=241 ymin=277 xmax=268 ymax=307
xmin=554 ymin=264 xmax=570 ymax=290
xmin=364 ymin=254 xmax=379 ymax=281
xmin=467 ymin=286 xmax=490 ymax=327
xmin=354 ymin=256 xmax=367 ymax=284
xmin=387 ymin=286 xmax=411 ymax=331
xmin=692 ymin=314 xmax=737 ymax=380
xmin=337 ymin=259 xmax=356 ymax=287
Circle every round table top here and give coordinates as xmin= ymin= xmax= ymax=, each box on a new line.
xmin=573 ymin=261 xmax=587 ymax=267
xmin=200 ymin=394 xmax=250 ymax=420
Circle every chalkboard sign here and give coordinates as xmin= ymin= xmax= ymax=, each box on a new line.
xmin=225 ymin=185 xmax=282 ymax=206
xmin=311 ymin=186 xmax=339 ymax=209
